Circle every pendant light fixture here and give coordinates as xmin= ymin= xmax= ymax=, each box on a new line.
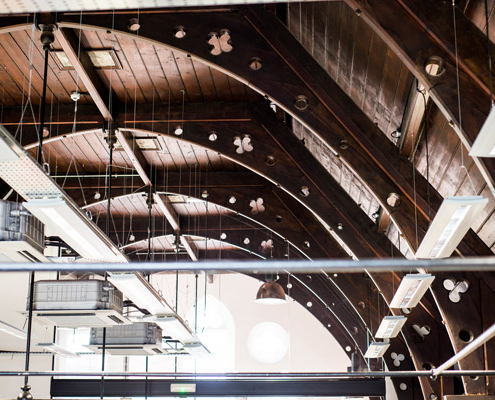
xmin=255 ymin=275 xmax=286 ymax=305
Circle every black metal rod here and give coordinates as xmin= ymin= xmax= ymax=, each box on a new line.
xmin=106 ymin=142 xmax=113 ymax=237
xmin=146 ymin=186 xmax=152 ymax=261
xmin=100 ymin=327 xmax=106 ymax=400
xmin=23 ymin=271 xmax=35 ymax=386
xmin=38 ymin=48 xmax=49 ymax=165
xmin=7 ymin=370 xmax=495 ymax=378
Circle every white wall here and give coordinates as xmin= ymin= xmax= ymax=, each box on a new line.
xmin=0 ymin=272 xmax=397 ymax=400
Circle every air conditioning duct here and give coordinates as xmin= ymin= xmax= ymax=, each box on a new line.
xmin=0 ymin=200 xmax=49 ymax=263
xmin=87 ymin=322 xmax=167 ymax=355
xmin=31 ymin=280 xmax=131 ymax=327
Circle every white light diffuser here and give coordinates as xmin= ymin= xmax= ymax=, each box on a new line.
xmin=143 ymin=314 xmax=195 ymax=343
xmin=470 ymin=105 xmax=495 ymax=157
xmin=108 ymin=273 xmax=174 ymax=315
xmin=0 ymin=320 xmax=27 ymax=340
xmin=0 ymin=135 xmax=20 ymax=162
xmin=415 ymin=196 xmax=488 ymax=259
xmin=37 ymin=342 xmax=79 ymax=358
xmin=364 ymin=342 xmax=390 ymax=358
xmin=23 ymin=198 xmax=126 ymax=262
xmin=390 ymin=274 xmax=435 ymax=309
xmin=183 ymin=342 xmax=211 ymax=358
xmin=375 ymin=316 xmax=407 ymax=339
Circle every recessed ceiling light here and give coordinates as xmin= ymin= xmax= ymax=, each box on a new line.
xmin=114 ymin=137 xmax=160 ymax=151
xmin=53 ymin=49 xmax=122 ymax=70
xmin=87 ymin=50 xmax=121 ymax=69
xmin=53 ymin=51 xmax=73 ymax=69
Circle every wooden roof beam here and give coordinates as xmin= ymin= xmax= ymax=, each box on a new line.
xmin=55 ymin=27 xmax=117 ymax=122
xmin=115 ymin=129 xmax=153 ymax=187
xmin=153 ymin=193 xmax=180 ymax=232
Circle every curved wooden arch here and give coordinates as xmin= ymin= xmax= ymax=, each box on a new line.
xmin=0 ymin=14 xmax=477 ymax=398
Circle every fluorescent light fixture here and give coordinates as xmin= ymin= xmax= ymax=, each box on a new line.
xmin=108 ymin=273 xmax=174 ymax=315
xmin=0 ymin=129 xmax=20 ymax=162
xmin=364 ymin=342 xmax=390 ymax=358
xmin=390 ymin=274 xmax=435 ymax=309
xmin=37 ymin=342 xmax=79 ymax=358
xmin=0 ymin=320 xmax=27 ymax=340
xmin=143 ymin=314 xmax=195 ymax=343
xmin=170 ymin=383 xmax=196 ymax=394
xmin=375 ymin=316 xmax=407 ymax=339
xmin=415 ymin=196 xmax=488 ymax=259
xmin=23 ymin=198 xmax=126 ymax=262
xmin=470 ymin=105 xmax=495 ymax=157
xmin=183 ymin=341 xmax=211 ymax=358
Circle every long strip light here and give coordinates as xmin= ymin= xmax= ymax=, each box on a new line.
xmin=0 ymin=320 xmax=27 ymax=340
xmin=390 ymin=274 xmax=435 ymax=309
xmin=470 ymin=106 xmax=495 ymax=157
xmin=375 ymin=316 xmax=407 ymax=339
xmin=143 ymin=314 xmax=195 ymax=343
xmin=108 ymin=273 xmax=174 ymax=315
xmin=183 ymin=341 xmax=211 ymax=358
xmin=415 ymin=196 xmax=488 ymax=259
xmin=364 ymin=342 xmax=390 ymax=358
xmin=37 ymin=342 xmax=79 ymax=358
xmin=23 ymin=198 xmax=126 ymax=262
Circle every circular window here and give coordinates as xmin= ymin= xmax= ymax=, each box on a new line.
xmin=248 ymin=322 xmax=289 ymax=364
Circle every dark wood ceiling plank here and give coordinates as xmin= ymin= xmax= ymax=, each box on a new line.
xmin=191 ymin=60 xmax=218 ymax=101
xmin=4 ymin=32 xmax=59 ymax=104
xmin=173 ymin=51 xmax=203 ymax=102
xmin=344 ymin=0 xmax=495 ymax=200
xmin=116 ymin=35 xmax=154 ymax=104
xmin=348 ymin=13 xmax=373 ymax=110
xmin=135 ymin=41 xmax=173 ymax=104
xmin=335 ymin=5 xmax=355 ymax=94
xmin=12 ymin=30 xmax=74 ymax=104
xmin=210 ymin=68 xmax=233 ymax=102
xmin=155 ymin=46 xmax=185 ymax=102
xmin=0 ymin=38 xmax=42 ymax=103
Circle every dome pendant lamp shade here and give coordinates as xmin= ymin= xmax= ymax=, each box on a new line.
xmin=17 ymin=385 xmax=33 ymax=400
xmin=255 ymin=281 xmax=287 ymax=304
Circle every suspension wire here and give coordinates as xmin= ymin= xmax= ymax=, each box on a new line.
xmin=452 ymin=1 xmax=477 ymax=194
xmin=485 ymin=0 xmax=494 ymax=106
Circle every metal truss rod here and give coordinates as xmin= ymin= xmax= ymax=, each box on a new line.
xmin=0 ymin=257 xmax=495 ymax=273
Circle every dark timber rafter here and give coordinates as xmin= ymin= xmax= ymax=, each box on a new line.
xmin=54 ymin=27 xmax=118 ymax=122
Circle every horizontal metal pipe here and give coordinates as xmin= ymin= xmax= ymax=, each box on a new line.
xmin=0 ymin=256 xmax=495 ymax=273
xmin=2 ymin=370 xmax=495 ymax=378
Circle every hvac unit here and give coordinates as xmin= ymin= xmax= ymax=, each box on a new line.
xmin=31 ymin=280 xmax=131 ymax=327
xmin=0 ymin=200 xmax=49 ymax=262
xmin=87 ymin=322 xmax=167 ymax=355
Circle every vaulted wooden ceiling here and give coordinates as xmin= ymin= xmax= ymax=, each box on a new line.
xmin=1 ymin=2 xmax=495 ymax=400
